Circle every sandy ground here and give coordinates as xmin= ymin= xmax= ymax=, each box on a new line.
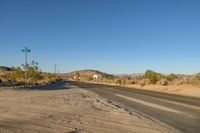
xmin=82 ymin=80 xmax=200 ymax=98
xmin=0 ymin=84 xmax=179 ymax=133
xmin=126 ymin=84 xmax=200 ymax=98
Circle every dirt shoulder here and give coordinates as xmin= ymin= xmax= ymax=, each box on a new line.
xmin=125 ymin=84 xmax=200 ymax=98
xmin=77 ymin=80 xmax=200 ymax=98
xmin=0 ymin=84 xmax=179 ymax=133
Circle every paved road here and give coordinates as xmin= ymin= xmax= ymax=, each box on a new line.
xmin=68 ymin=81 xmax=200 ymax=133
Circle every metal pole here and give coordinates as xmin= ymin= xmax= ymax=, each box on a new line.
xmin=22 ymin=47 xmax=31 ymax=86
xmin=25 ymin=51 xmax=27 ymax=85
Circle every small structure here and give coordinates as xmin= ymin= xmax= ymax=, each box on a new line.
xmin=93 ymin=74 xmax=99 ymax=80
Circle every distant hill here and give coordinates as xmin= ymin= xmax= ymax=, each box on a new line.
xmin=65 ymin=69 xmax=115 ymax=79
xmin=65 ymin=70 xmax=145 ymax=79
xmin=0 ymin=66 xmax=11 ymax=71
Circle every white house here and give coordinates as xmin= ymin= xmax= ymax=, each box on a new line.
xmin=93 ymin=74 xmax=99 ymax=80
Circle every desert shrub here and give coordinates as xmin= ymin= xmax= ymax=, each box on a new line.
xmin=145 ymin=70 xmax=160 ymax=84
xmin=116 ymin=79 xmax=122 ymax=85
xmin=167 ymin=73 xmax=178 ymax=81
xmin=195 ymin=73 xmax=200 ymax=81
xmin=0 ymin=62 xmax=62 ymax=86
xmin=134 ymin=75 xmax=145 ymax=80
xmin=172 ymin=77 xmax=184 ymax=85
xmin=105 ymin=76 xmax=115 ymax=80
xmin=27 ymin=67 xmax=43 ymax=80
xmin=120 ymin=76 xmax=132 ymax=84
xmin=9 ymin=67 xmax=24 ymax=80
xmin=189 ymin=73 xmax=200 ymax=85
xmin=122 ymin=76 xmax=131 ymax=80
xmin=126 ymin=79 xmax=136 ymax=84
xmin=129 ymin=80 xmax=136 ymax=84
xmin=139 ymin=79 xmax=150 ymax=87
xmin=156 ymin=78 xmax=169 ymax=86
xmin=7 ymin=61 xmax=43 ymax=82
xmin=25 ymin=61 xmax=43 ymax=81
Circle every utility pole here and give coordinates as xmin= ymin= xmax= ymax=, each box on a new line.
xmin=22 ymin=47 xmax=31 ymax=86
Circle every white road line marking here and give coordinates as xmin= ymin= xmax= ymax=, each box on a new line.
xmin=155 ymin=98 xmax=200 ymax=111
xmin=115 ymin=94 xmax=183 ymax=114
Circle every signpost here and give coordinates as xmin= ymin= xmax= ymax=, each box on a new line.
xmin=22 ymin=47 xmax=31 ymax=86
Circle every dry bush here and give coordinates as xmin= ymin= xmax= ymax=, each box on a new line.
xmin=145 ymin=70 xmax=160 ymax=84
xmin=189 ymin=73 xmax=200 ymax=85
xmin=0 ymin=62 xmax=61 ymax=86
xmin=139 ymin=78 xmax=150 ymax=87
xmin=167 ymin=73 xmax=178 ymax=81
xmin=156 ymin=78 xmax=169 ymax=86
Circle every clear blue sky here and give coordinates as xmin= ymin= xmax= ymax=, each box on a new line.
xmin=0 ymin=0 xmax=200 ymax=74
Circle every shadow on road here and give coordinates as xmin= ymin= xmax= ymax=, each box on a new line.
xmin=66 ymin=128 xmax=81 ymax=133
xmin=18 ymin=81 xmax=70 ymax=91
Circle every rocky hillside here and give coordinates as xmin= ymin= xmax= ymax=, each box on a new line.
xmin=65 ymin=70 xmax=115 ymax=79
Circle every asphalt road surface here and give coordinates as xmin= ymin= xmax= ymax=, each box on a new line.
xmin=68 ymin=81 xmax=200 ymax=133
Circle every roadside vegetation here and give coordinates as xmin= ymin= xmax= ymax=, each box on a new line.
xmin=0 ymin=61 xmax=60 ymax=86
xmin=64 ymin=70 xmax=200 ymax=87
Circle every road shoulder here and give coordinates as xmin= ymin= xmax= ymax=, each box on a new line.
xmin=0 ymin=84 xmax=179 ymax=133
